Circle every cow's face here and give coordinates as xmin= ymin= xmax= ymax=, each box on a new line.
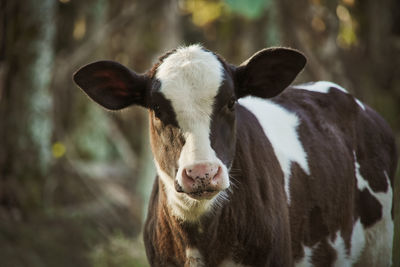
xmin=149 ymin=46 xmax=235 ymax=205
xmin=73 ymin=45 xmax=306 ymax=221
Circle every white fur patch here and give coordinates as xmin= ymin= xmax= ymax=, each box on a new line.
xmin=292 ymin=81 xmax=348 ymax=94
xmin=295 ymin=244 xmax=315 ymax=267
xmin=297 ymin=220 xmax=366 ymax=267
xmin=354 ymin=153 xmax=392 ymax=214
xmin=156 ymin=44 xmax=223 ymax=168
xmin=349 ymin=219 xmax=365 ymax=263
xmin=155 ymin=45 xmax=230 ymax=221
xmin=328 ymin=219 xmax=370 ymax=267
xmin=239 ymin=96 xmax=310 ymax=204
xmin=329 ymin=231 xmax=351 ymax=267
xmin=353 ymin=153 xmax=393 ymax=266
xmin=292 ymin=81 xmax=366 ymax=110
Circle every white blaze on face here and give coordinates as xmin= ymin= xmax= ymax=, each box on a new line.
xmin=155 ymin=45 xmax=230 ymax=220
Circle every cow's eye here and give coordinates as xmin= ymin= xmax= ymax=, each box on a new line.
xmin=153 ymin=105 xmax=162 ymax=118
xmin=227 ymin=97 xmax=236 ymax=111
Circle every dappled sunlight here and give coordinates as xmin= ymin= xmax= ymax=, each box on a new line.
xmin=336 ymin=4 xmax=358 ymax=48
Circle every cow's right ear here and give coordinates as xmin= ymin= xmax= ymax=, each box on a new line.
xmin=73 ymin=60 xmax=149 ymax=110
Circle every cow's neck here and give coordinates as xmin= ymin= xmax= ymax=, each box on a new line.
xmin=156 ymin=182 xmax=233 ymax=265
xmin=158 ymin=177 xmax=222 ymax=231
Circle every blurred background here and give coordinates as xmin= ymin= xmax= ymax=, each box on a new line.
xmin=0 ymin=0 xmax=399 ymax=266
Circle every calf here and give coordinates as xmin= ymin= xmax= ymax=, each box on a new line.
xmin=73 ymin=45 xmax=397 ymax=267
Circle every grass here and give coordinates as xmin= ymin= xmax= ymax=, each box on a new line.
xmin=90 ymin=234 xmax=149 ymax=267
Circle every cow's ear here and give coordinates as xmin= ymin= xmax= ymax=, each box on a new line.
xmin=234 ymin=48 xmax=306 ymax=99
xmin=73 ymin=60 xmax=149 ymax=110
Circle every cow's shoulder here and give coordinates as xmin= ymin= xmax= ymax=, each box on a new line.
xmin=238 ymin=96 xmax=310 ymax=205
xmin=281 ymin=81 xmax=363 ymax=125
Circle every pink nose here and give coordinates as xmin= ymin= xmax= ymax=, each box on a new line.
xmin=181 ymin=163 xmax=222 ymax=193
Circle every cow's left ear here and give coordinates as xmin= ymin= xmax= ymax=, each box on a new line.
xmin=234 ymin=48 xmax=306 ymax=99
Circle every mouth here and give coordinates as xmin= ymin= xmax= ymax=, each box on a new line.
xmin=174 ymin=181 xmax=219 ymax=200
xmin=187 ymin=189 xmax=219 ymax=200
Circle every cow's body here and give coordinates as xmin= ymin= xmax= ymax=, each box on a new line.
xmin=73 ymin=45 xmax=397 ymax=267
xmin=144 ymin=82 xmax=396 ymax=267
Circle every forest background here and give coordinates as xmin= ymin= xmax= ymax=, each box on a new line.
xmin=1 ymin=0 xmax=399 ymax=266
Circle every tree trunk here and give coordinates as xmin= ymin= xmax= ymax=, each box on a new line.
xmin=0 ymin=0 xmax=55 ymax=220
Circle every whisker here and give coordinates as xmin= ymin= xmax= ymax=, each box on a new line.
xmin=229 ymin=176 xmax=239 ymax=190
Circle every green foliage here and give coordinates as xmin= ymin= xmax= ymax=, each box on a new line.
xmin=224 ymin=0 xmax=271 ymax=19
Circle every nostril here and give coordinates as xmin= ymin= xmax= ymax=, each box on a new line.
xmin=214 ymin=167 xmax=221 ymax=177
xmin=212 ymin=167 xmax=222 ymax=182
xmin=183 ymin=168 xmax=195 ymax=182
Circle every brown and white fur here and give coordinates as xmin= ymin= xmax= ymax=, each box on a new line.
xmin=73 ymin=45 xmax=397 ymax=267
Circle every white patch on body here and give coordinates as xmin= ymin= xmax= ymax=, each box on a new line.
xmin=295 ymin=244 xmax=316 ymax=267
xmin=239 ymin=96 xmax=310 ymax=203
xmin=295 ymin=220 xmax=364 ymax=267
xmin=353 ymin=153 xmax=393 ymax=266
xmin=292 ymin=81 xmax=348 ymax=94
xmin=319 ymin=154 xmax=393 ymax=267
xmin=292 ymin=81 xmax=366 ymax=110
xmin=155 ymin=45 xmax=230 ymax=220
xmin=327 ymin=219 xmax=367 ymax=267
xmin=186 ymin=248 xmax=205 ymax=267
xmin=329 ymin=231 xmax=351 ymax=267
xmin=349 ymin=219 xmax=365 ymax=263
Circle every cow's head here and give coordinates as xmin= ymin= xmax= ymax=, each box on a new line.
xmin=73 ymin=45 xmax=306 ymax=221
